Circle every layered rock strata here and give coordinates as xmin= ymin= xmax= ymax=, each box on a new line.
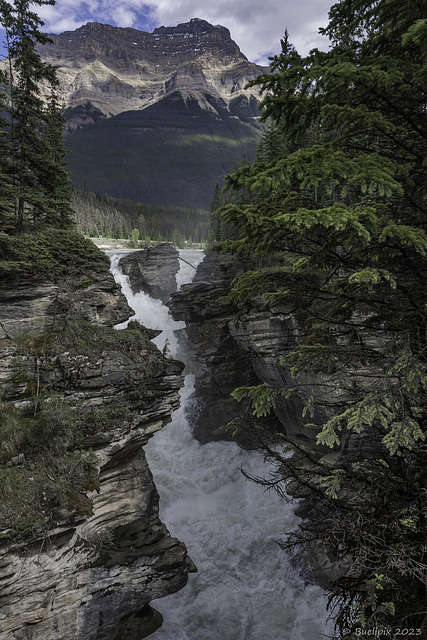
xmin=0 ymin=256 xmax=195 ymax=639
xmin=169 ymin=254 xmax=283 ymax=442
xmin=119 ymin=243 xmax=180 ymax=303
xmin=169 ymin=252 xmax=326 ymax=447
xmin=29 ymin=19 xmax=266 ymax=127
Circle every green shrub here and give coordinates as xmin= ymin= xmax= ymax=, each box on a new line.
xmin=0 ymin=393 xmax=99 ymax=539
xmin=0 ymin=229 xmax=109 ymax=280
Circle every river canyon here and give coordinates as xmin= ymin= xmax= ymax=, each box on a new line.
xmin=110 ymin=248 xmax=334 ymax=639
xmin=0 ymin=241 xmax=334 ymax=639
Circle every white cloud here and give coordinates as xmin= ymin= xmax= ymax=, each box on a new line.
xmin=28 ymin=0 xmax=333 ymax=63
xmin=143 ymin=0 xmax=333 ymax=62
xmin=110 ymin=6 xmax=138 ymax=27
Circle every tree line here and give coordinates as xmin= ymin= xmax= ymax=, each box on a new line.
xmin=211 ymin=0 xmax=427 ymax=636
xmin=73 ymin=189 xmax=209 ymax=245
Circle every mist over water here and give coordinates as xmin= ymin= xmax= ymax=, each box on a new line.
xmin=110 ymin=249 xmax=333 ymax=640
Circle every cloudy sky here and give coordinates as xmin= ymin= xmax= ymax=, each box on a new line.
xmin=1 ymin=0 xmax=334 ymax=64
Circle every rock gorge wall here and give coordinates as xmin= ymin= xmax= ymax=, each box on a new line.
xmin=119 ymin=243 xmax=180 ymax=303
xmin=169 ymin=254 xmax=265 ymax=442
xmin=0 ymin=248 xmax=195 ymax=640
xmin=169 ymin=252 xmax=320 ymax=447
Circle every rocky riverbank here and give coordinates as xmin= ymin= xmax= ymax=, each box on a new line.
xmin=0 ymin=233 xmax=195 ymax=640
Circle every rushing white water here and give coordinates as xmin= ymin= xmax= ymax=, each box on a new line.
xmin=108 ymin=250 xmax=200 ymax=354
xmin=109 ymin=249 xmax=333 ymax=640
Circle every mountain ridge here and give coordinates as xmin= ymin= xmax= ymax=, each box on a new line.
xmin=37 ymin=18 xmax=267 ymax=127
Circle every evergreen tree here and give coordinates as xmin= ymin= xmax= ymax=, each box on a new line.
xmin=0 ymin=0 xmax=73 ymax=229
xmin=38 ymin=87 xmax=74 ymax=228
xmin=0 ymin=72 xmax=15 ymax=221
xmin=216 ymin=1 xmax=427 ymax=634
xmin=209 ymin=182 xmax=223 ymax=241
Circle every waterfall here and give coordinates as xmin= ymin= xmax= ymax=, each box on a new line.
xmin=109 ymin=249 xmax=333 ymax=640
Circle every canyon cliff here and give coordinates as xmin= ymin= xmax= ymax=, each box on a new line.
xmin=169 ymin=252 xmax=318 ymax=447
xmin=169 ymin=253 xmax=263 ymax=442
xmin=0 ymin=236 xmax=195 ymax=640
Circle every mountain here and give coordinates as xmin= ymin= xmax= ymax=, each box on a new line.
xmin=39 ymin=19 xmax=266 ymax=126
xmin=35 ymin=19 xmax=268 ymax=209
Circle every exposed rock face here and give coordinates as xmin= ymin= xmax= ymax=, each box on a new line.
xmin=31 ymin=19 xmax=267 ymax=129
xmin=226 ymin=302 xmax=330 ymax=449
xmin=169 ymin=254 xmax=275 ymax=442
xmin=0 ymin=262 xmax=195 ymax=639
xmin=119 ymin=243 xmax=180 ymax=303
xmin=169 ymin=253 xmax=326 ymax=447
xmin=0 ymin=273 xmax=129 ymax=340
xmin=0 ymin=457 xmax=193 ymax=640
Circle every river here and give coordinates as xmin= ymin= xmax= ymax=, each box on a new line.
xmin=109 ymin=249 xmax=333 ymax=640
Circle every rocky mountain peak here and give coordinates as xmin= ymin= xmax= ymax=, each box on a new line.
xmin=152 ymin=17 xmax=241 ymax=53
xmin=41 ymin=18 xmax=248 ymax=69
xmin=27 ymin=18 xmax=265 ymax=125
xmin=154 ymin=16 xmax=225 ymax=34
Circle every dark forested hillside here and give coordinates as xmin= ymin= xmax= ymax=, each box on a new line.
xmin=72 ymin=189 xmax=209 ymax=244
xmin=65 ymin=93 xmax=261 ymax=211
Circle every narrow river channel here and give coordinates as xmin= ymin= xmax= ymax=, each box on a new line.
xmin=110 ymin=249 xmax=333 ymax=640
